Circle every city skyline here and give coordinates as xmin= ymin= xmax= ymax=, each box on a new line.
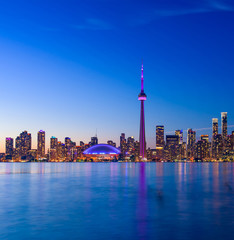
xmin=1 ymin=112 xmax=234 ymax=153
xmin=0 ymin=0 xmax=234 ymax=152
xmin=2 ymin=111 xmax=234 ymax=162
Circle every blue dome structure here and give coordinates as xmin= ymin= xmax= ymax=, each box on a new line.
xmin=83 ymin=144 xmax=120 ymax=155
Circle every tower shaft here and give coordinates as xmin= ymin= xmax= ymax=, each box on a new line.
xmin=139 ymin=100 xmax=146 ymax=158
xmin=138 ymin=63 xmax=147 ymax=159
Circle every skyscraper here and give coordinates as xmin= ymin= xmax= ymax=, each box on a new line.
xmin=156 ymin=126 xmax=165 ymax=148
xmin=90 ymin=136 xmax=98 ymax=146
xmin=50 ymin=136 xmax=58 ymax=149
xmin=212 ymin=118 xmax=218 ymax=137
xmin=187 ymin=128 xmax=196 ymax=158
xmin=156 ymin=126 xmax=164 ymax=160
xmin=212 ymin=118 xmax=219 ymax=158
xmin=164 ymin=135 xmax=179 ymax=161
xmin=120 ymin=133 xmax=127 ymax=156
xmin=6 ymin=138 xmax=13 ymax=156
xmin=138 ymin=63 xmax=147 ymax=159
xmin=18 ymin=131 xmax=31 ymax=157
xmin=175 ymin=130 xmax=183 ymax=144
xmin=65 ymin=137 xmax=72 ymax=160
xmin=221 ymin=112 xmax=227 ymax=139
xmin=127 ymin=136 xmax=135 ymax=155
xmin=37 ymin=130 xmax=45 ymax=158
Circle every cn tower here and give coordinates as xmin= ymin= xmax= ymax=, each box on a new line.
xmin=138 ymin=63 xmax=147 ymax=159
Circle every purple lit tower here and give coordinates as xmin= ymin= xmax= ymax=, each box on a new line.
xmin=138 ymin=63 xmax=147 ymax=159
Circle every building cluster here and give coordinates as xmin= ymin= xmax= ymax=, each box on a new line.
xmin=1 ymin=112 xmax=234 ymax=162
xmin=3 ymin=132 xmax=115 ymax=162
xmin=154 ymin=112 xmax=234 ymax=162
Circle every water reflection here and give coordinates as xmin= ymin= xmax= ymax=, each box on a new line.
xmin=0 ymin=163 xmax=234 ymax=240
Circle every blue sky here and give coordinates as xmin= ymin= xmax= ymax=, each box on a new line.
xmin=0 ymin=0 xmax=234 ymax=151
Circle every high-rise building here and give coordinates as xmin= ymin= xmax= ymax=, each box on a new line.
xmin=6 ymin=138 xmax=13 ymax=155
xmin=187 ymin=129 xmax=196 ymax=158
xmin=17 ymin=131 xmax=31 ymax=157
xmin=65 ymin=137 xmax=72 ymax=160
xmin=164 ymin=135 xmax=179 ymax=161
xmin=156 ymin=125 xmax=164 ymax=160
xmin=225 ymin=135 xmax=232 ymax=155
xmin=195 ymin=140 xmax=203 ymax=160
xmin=138 ymin=63 xmax=147 ymax=159
xmin=214 ymin=134 xmax=223 ymax=159
xmin=156 ymin=126 xmax=165 ymax=148
xmin=195 ymin=135 xmax=210 ymax=160
xmin=212 ymin=118 xmax=219 ymax=158
xmin=221 ymin=112 xmax=227 ymax=139
xmin=134 ymin=141 xmax=140 ymax=159
xmin=37 ymin=130 xmax=45 ymax=158
xmin=120 ymin=133 xmax=127 ymax=156
xmin=90 ymin=136 xmax=98 ymax=146
xmin=231 ymin=131 xmax=234 ymax=151
xmin=50 ymin=136 xmax=58 ymax=149
xmin=175 ymin=130 xmax=183 ymax=144
xmin=182 ymin=142 xmax=187 ymax=159
xmin=127 ymin=136 xmax=135 ymax=155
xmin=57 ymin=141 xmax=65 ymax=159
xmin=212 ymin=118 xmax=218 ymax=137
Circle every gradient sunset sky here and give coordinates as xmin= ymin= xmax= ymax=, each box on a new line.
xmin=0 ymin=0 xmax=234 ymax=151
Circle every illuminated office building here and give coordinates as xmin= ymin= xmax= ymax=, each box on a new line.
xmin=37 ymin=130 xmax=45 ymax=158
xmin=212 ymin=118 xmax=218 ymax=137
xmin=151 ymin=149 xmax=157 ymax=161
xmin=164 ymin=135 xmax=179 ymax=161
xmin=231 ymin=131 xmax=234 ymax=150
xmin=49 ymin=149 xmax=57 ymax=161
xmin=175 ymin=130 xmax=183 ymax=144
xmin=212 ymin=118 xmax=219 ymax=158
xmin=195 ymin=140 xmax=203 ymax=160
xmin=6 ymin=138 xmax=13 ymax=156
xmin=90 ymin=136 xmax=98 ymax=146
xmin=50 ymin=136 xmax=58 ymax=149
xmin=195 ymin=135 xmax=210 ymax=160
xmin=156 ymin=125 xmax=165 ymax=159
xmin=127 ymin=136 xmax=135 ymax=155
xmin=187 ymin=129 xmax=196 ymax=159
xmin=57 ymin=141 xmax=65 ymax=159
xmin=225 ymin=135 xmax=232 ymax=155
xmin=221 ymin=112 xmax=227 ymax=139
xmin=134 ymin=141 xmax=140 ymax=159
xmin=212 ymin=134 xmax=223 ymax=159
xmin=175 ymin=130 xmax=183 ymax=160
xmin=156 ymin=126 xmax=165 ymax=147
xmin=16 ymin=131 xmax=31 ymax=157
xmin=120 ymin=133 xmax=127 ymax=156
xmin=182 ymin=142 xmax=187 ymax=159
xmin=65 ymin=137 xmax=72 ymax=160
xmin=147 ymin=148 xmax=152 ymax=160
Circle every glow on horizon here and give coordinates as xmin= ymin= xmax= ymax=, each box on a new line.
xmin=0 ymin=1 xmax=234 ymax=152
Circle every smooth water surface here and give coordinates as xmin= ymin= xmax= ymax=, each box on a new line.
xmin=0 ymin=163 xmax=234 ymax=240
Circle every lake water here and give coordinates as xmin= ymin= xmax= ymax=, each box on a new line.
xmin=0 ymin=162 xmax=234 ymax=240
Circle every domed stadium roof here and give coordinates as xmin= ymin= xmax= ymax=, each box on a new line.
xmin=83 ymin=144 xmax=120 ymax=155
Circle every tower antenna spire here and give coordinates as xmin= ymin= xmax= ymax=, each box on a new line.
xmin=141 ymin=60 xmax=144 ymax=92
